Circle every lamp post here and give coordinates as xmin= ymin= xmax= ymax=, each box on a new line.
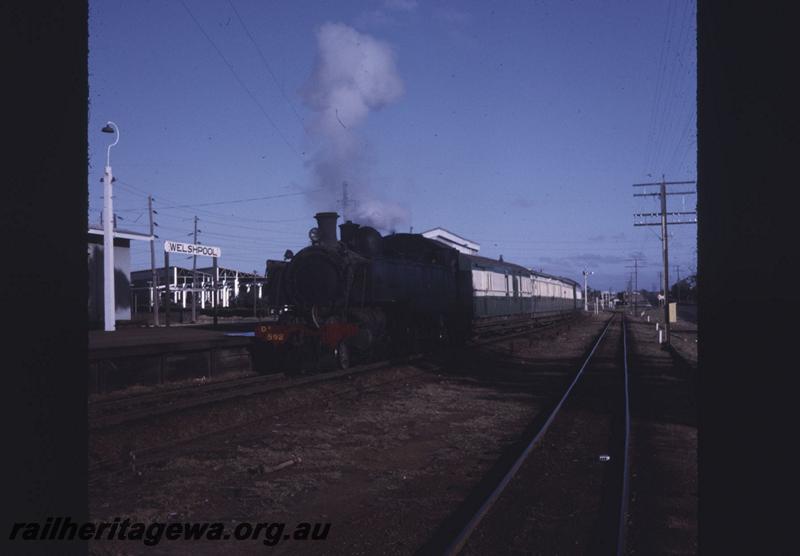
xmin=582 ymin=269 xmax=593 ymax=312
xmin=101 ymin=121 xmax=119 ymax=332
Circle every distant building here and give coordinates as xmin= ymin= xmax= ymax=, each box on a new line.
xmin=421 ymin=227 xmax=480 ymax=255
xmin=130 ymin=265 xmax=262 ymax=313
xmin=196 ymin=266 xmax=263 ymax=308
xmin=88 ymin=227 xmax=153 ymax=326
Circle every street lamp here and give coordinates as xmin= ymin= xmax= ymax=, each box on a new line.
xmin=101 ymin=121 xmax=119 ymax=332
xmin=582 ymin=269 xmax=594 ymax=312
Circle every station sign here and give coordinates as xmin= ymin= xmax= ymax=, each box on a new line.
xmin=164 ymin=240 xmax=221 ymax=258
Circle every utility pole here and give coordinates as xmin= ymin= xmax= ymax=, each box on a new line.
xmin=675 ymin=265 xmax=681 ymax=303
xmin=582 ymin=269 xmax=593 ymax=312
xmin=192 ymin=216 xmax=199 ymax=323
xmin=626 ymin=275 xmax=633 ymax=309
xmin=625 ymin=257 xmax=640 ymax=314
xmin=212 ymin=257 xmax=218 ymax=328
xmin=148 ymin=195 xmax=160 ymax=326
xmin=659 ymin=176 xmax=670 ymax=341
xmin=633 ymin=177 xmax=697 ymax=346
xmin=253 ymin=270 xmax=258 ymax=319
xmin=341 ymin=181 xmax=350 ymax=221
xmin=339 ymin=181 xmax=357 ymax=222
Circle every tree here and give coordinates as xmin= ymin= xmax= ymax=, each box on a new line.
xmin=670 ymin=273 xmax=698 ymax=303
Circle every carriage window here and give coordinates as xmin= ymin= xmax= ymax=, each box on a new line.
xmin=472 ymin=271 xmax=489 ymax=291
xmin=491 ymin=272 xmax=505 ymax=292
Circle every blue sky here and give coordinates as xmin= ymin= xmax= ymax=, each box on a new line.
xmin=88 ymin=0 xmax=696 ymax=291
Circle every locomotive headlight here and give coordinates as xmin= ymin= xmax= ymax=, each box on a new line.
xmin=308 ymin=227 xmax=320 ymax=243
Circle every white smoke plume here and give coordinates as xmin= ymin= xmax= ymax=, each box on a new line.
xmin=302 ymin=22 xmax=409 ymax=231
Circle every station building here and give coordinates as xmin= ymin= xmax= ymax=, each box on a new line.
xmin=421 ymin=227 xmax=480 ymax=255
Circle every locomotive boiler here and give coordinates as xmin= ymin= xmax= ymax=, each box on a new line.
xmin=253 ymin=212 xmax=581 ymax=373
xmin=253 ymin=212 xmax=466 ymax=371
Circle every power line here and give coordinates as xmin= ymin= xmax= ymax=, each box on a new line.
xmin=114 ymin=179 xmax=318 ymax=223
xmin=179 ymin=0 xmax=302 ymax=158
xmin=642 ymin=0 xmax=696 ymax=178
xmin=226 ymin=0 xmax=308 ymax=133
xmin=156 ymin=189 xmax=320 ymax=210
xmin=183 ymin=217 xmax=310 ymax=235
xmin=652 ymin=0 xmax=695 ymax=172
xmin=666 ymin=110 xmax=696 ymax=174
xmin=642 ymin=0 xmax=677 ymax=175
xmin=625 ymin=257 xmax=641 ymax=314
xmin=649 ymin=0 xmax=685 ymax=171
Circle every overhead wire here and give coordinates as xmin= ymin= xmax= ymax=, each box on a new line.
xmin=652 ymin=0 xmax=695 ymax=174
xmin=648 ymin=0 xmax=680 ymax=172
xmin=650 ymin=0 xmax=683 ymax=174
xmin=114 ymin=179 xmax=316 ymax=224
xmin=178 ymin=0 xmax=303 ymax=159
xmin=226 ymin=0 xmax=309 ymax=134
xmin=666 ymin=110 xmax=696 ymax=174
xmin=155 ymin=189 xmax=321 ymax=210
xmin=642 ymin=0 xmax=676 ymax=176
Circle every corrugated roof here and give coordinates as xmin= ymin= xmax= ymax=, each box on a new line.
xmin=461 ymin=253 xmax=579 ymax=286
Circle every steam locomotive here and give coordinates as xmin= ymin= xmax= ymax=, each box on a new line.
xmin=252 ymin=212 xmax=582 ymax=372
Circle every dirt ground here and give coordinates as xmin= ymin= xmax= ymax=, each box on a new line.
xmin=88 ymin=311 xmax=695 ymax=554
xmin=89 ymin=314 xmax=608 ymax=555
xmin=625 ymin=315 xmax=698 ymax=555
xmin=632 ymin=306 xmax=698 ymax=365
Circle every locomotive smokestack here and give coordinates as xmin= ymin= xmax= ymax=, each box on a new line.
xmin=314 ymin=212 xmax=339 ymax=246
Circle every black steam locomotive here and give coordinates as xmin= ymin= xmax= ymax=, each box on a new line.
xmin=252 ymin=212 xmax=581 ymax=372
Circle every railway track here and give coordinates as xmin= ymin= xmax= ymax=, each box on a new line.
xmin=89 ymin=354 xmax=423 ymax=429
xmin=89 ymin=313 xmax=581 ymax=430
xmin=416 ymin=312 xmax=631 ymax=555
xmin=89 ymin=317 xmax=588 ymax=481
xmin=88 ymin=362 xmax=439 ymax=480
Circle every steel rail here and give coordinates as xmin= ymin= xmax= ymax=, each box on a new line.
xmin=88 ymin=366 xmax=435 ymax=479
xmin=616 ymin=312 xmax=631 ymax=555
xmin=91 ymin=314 xmax=576 ymax=408
xmin=471 ymin=313 xmax=578 ymax=348
xmin=91 ymin=314 xmax=580 ymax=428
xmin=435 ymin=313 xmax=617 ymax=556
xmin=89 ymin=355 xmax=422 ymax=429
xmin=89 ymin=373 xmax=275 ymax=413
xmin=577 ymin=313 xmax=632 ymax=555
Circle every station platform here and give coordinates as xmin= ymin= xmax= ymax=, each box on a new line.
xmin=89 ymin=325 xmax=257 ymax=395
xmin=89 ymin=326 xmax=252 ymax=360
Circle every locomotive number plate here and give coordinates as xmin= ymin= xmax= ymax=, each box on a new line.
xmin=258 ymin=326 xmax=286 ymax=342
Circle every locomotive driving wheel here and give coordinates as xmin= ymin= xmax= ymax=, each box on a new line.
xmin=335 ymin=341 xmax=350 ymax=370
